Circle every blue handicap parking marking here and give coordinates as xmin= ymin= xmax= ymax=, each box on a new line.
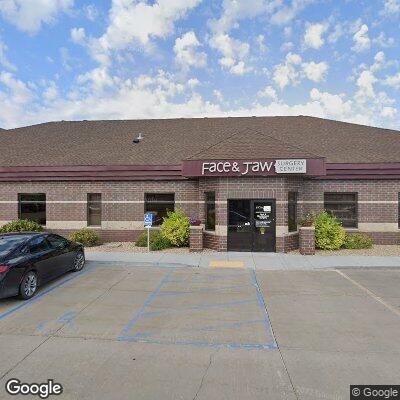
xmin=118 ymin=268 xmax=277 ymax=350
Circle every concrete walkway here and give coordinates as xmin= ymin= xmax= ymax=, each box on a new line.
xmin=86 ymin=251 xmax=400 ymax=269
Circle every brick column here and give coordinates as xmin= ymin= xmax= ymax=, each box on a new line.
xmin=189 ymin=226 xmax=203 ymax=252
xmin=299 ymin=227 xmax=315 ymax=255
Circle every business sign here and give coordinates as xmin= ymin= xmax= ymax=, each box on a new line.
xmin=182 ymin=158 xmax=326 ymax=177
xmin=144 ymin=212 xmax=153 ymax=227
xmin=275 ymin=159 xmax=307 ymax=174
xmin=200 ymin=159 xmax=306 ymax=175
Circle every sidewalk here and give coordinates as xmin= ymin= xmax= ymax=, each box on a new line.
xmin=86 ymin=251 xmax=400 ymax=270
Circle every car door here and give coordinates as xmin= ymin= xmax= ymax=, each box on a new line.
xmin=46 ymin=234 xmax=75 ymax=274
xmin=26 ymin=236 xmax=58 ymax=282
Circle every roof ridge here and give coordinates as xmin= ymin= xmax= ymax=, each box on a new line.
xmin=187 ymin=126 xmax=323 ymax=160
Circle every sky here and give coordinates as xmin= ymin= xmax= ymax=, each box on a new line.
xmin=0 ymin=0 xmax=399 ymax=130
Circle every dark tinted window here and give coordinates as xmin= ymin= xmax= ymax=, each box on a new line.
xmin=28 ymin=236 xmax=50 ymax=254
xmin=47 ymin=235 xmax=68 ymax=250
xmin=324 ymin=193 xmax=358 ymax=228
xmin=18 ymin=194 xmax=46 ymax=225
xmin=288 ymin=192 xmax=298 ymax=232
xmin=145 ymin=193 xmax=175 ymax=226
xmin=205 ymin=192 xmax=216 ymax=231
xmin=0 ymin=236 xmax=27 ymax=258
xmin=87 ymin=193 xmax=102 ymax=226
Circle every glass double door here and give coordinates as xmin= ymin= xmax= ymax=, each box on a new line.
xmin=228 ymin=199 xmax=276 ymax=252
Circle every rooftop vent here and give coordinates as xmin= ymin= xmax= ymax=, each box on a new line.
xmin=132 ymin=132 xmax=144 ymax=144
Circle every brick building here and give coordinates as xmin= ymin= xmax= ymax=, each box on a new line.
xmin=0 ymin=116 xmax=399 ymax=252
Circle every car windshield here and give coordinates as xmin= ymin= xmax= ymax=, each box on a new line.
xmin=0 ymin=236 xmax=27 ymax=258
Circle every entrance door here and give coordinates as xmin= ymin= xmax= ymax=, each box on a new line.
xmin=228 ymin=199 xmax=276 ymax=252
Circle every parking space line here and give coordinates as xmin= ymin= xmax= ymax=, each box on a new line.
xmin=250 ymin=269 xmax=278 ymax=349
xmin=336 ymin=270 xmax=400 ymax=318
xmin=118 ymin=268 xmax=175 ymax=340
xmin=0 ymin=266 xmax=97 ymax=322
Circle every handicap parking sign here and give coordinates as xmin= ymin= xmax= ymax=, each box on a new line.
xmin=144 ymin=212 xmax=153 ymax=227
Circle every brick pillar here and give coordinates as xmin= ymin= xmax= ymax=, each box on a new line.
xmin=189 ymin=226 xmax=203 ymax=252
xmin=299 ymin=227 xmax=315 ymax=255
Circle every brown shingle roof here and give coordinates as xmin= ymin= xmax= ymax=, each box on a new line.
xmin=0 ymin=116 xmax=399 ymax=167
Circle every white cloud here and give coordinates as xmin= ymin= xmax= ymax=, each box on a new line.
xmin=173 ymin=31 xmax=207 ymax=70
xmin=0 ymin=0 xmax=73 ymax=34
xmin=309 ymin=88 xmax=352 ymax=118
xmin=0 ymin=38 xmax=16 ymax=71
xmin=352 ymin=24 xmax=371 ymax=53
xmin=356 ymin=70 xmax=377 ymax=99
xmin=258 ymin=85 xmax=278 ymax=100
xmin=270 ymin=0 xmax=317 ymax=25
xmin=380 ymin=0 xmax=400 ymax=16
xmin=77 ymin=67 xmax=114 ymax=92
xmin=43 ymin=81 xmax=58 ymax=101
xmin=302 ymin=61 xmax=329 ymax=82
xmin=84 ymin=4 xmax=98 ymax=21
xmin=209 ymin=33 xmax=251 ymax=74
xmin=328 ymin=23 xmax=344 ymax=43
xmin=89 ymin=0 xmax=201 ymax=65
xmin=273 ymin=52 xmax=302 ymax=89
xmin=373 ymin=32 xmax=395 ymax=48
xmin=383 ymin=72 xmax=400 ymax=89
xmin=381 ymin=106 xmax=397 ymax=117
xmin=71 ymin=27 xmax=86 ymax=44
xmin=0 ymin=72 xmax=33 ymax=104
xmin=304 ymin=23 xmax=327 ymax=49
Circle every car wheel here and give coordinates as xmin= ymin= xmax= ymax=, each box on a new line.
xmin=19 ymin=271 xmax=38 ymax=300
xmin=72 ymin=251 xmax=85 ymax=272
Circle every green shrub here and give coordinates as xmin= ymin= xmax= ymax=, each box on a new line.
xmin=69 ymin=228 xmax=100 ymax=247
xmin=343 ymin=233 xmax=373 ymax=249
xmin=298 ymin=212 xmax=316 ymax=227
xmin=160 ymin=209 xmax=190 ymax=247
xmin=0 ymin=219 xmax=43 ymax=233
xmin=150 ymin=232 xmax=172 ymax=251
xmin=315 ymin=211 xmax=346 ymax=250
xmin=135 ymin=230 xmax=159 ymax=247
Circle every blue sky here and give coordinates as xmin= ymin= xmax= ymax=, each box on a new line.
xmin=0 ymin=0 xmax=399 ymax=129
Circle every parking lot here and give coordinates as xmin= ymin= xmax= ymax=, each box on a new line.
xmin=0 ymin=262 xmax=399 ymax=399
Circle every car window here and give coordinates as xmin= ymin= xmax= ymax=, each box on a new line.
xmin=28 ymin=236 xmax=50 ymax=254
xmin=0 ymin=236 xmax=28 ymax=258
xmin=47 ymin=235 xmax=68 ymax=250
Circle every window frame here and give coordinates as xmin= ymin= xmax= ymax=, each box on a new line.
xmin=324 ymin=192 xmax=358 ymax=228
xmin=18 ymin=193 xmax=46 ymax=226
xmin=287 ymin=191 xmax=298 ymax=233
xmin=87 ymin=193 xmax=102 ymax=227
xmin=204 ymin=191 xmax=216 ymax=231
xmin=144 ymin=193 xmax=175 ymax=226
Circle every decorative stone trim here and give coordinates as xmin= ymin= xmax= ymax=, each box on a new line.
xmin=299 ymin=227 xmax=315 ymax=255
xmin=190 ymin=226 xmax=203 ymax=252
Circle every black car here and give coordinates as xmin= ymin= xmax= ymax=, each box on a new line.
xmin=0 ymin=232 xmax=85 ymax=300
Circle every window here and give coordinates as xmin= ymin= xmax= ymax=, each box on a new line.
xmin=87 ymin=194 xmax=102 ymax=226
xmin=28 ymin=236 xmax=50 ymax=254
xmin=324 ymin=193 xmax=358 ymax=228
xmin=288 ymin=192 xmax=298 ymax=232
xmin=145 ymin=193 xmax=175 ymax=226
xmin=47 ymin=234 xmax=69 ymax=250
xmin=18 ymin=194 xmax=46 ymax=225
xmin=205 ymin=192 xmax=216 ymax=231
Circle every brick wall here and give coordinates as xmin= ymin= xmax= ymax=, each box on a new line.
xmin=299 ymin=227 xmax=315 ymax=255
xmin=0 ymin=177 xmax=399 ymax=250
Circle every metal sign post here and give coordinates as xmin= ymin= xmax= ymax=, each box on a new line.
xmin=143 ymin=212 xmax=153 ymax=252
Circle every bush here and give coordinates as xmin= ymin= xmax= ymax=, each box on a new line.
xmin=160 ymin=209 xmax=190 ymax=247
xmin=135 ymin=230 xmax=159 ymax=247
xmin=343 ymin=233 xmax=373 ymax=249
xmin=298 ymin=212 xmax=316 ymax=227
xmin=0 ymin=219 xmax=43 ymax=233
xmin=315 ymin=211 xmax=346 ymax=250
xmin=150 ymin=232 xmax=172 ymax=251
xmin=69 ymin=228 xmax=100 ymax=247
